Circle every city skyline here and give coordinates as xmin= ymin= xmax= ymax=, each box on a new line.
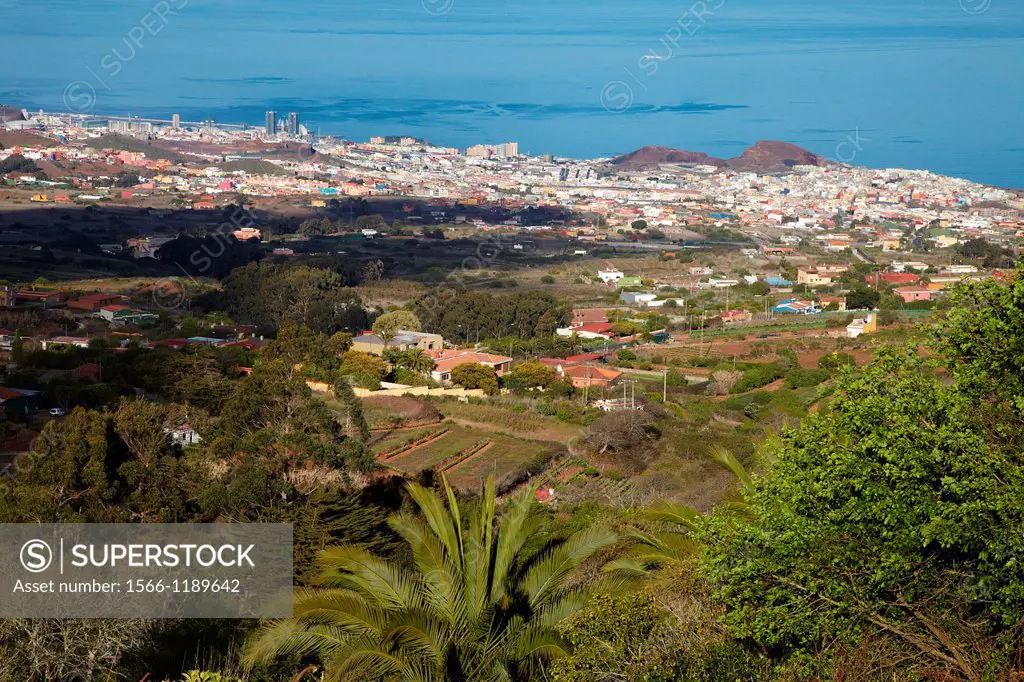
xmin=2 ymin=0 xmax=1022 ymax=186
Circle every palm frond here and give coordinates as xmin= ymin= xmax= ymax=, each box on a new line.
xmin=708 ymin=445 xmax=754 ymax=491
xmin=521 ymin=526 xmax=617 ymax=608
xmin=406 ymin=481 xmax=464 ymax=572
xmin=641 ymin=501 xmax=700 ymax=529
xmin=317 ymin=545 xmax=420 ymax=610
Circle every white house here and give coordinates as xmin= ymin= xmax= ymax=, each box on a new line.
xmin=847 ymin=313 xmax=877 ymax=339
xmin=695 ymin=278 xmax=739 ymax=290
xmin=166 ymin=424 xmax=202 ymax=446
xmin=598 ymin=269 xmax=625 ymax=284
xmin=944 ymin=264 xmax=978 ymax=275
xmin=620 ymin=292 xmax=658 ymax=306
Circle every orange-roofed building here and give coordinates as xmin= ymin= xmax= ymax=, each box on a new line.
xmin=428 ymin=349 xmax=513 ymax=383
xmin=562 ymin=365 xmax=622 ymax=389
xmin=67 ymin=293 xmax=125 ymax=312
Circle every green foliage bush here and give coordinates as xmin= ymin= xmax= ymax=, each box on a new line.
xmin=818 ymin=351 xmax=856 ymax=372
xmin=701 ymin=348 xmax=1024 ymax=674
xmin=730 ymin=363 xmax=784 ymax=394
xmin=784 ymin=368 xmax=828 ymax=389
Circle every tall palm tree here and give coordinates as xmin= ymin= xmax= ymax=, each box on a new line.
xmin=566 ymin=332 xmax=582 ymax=355
xmin=245 ymin=477 xmax=616 ymax=681
xmin=401 ymin=349 xmax=435 ymax=374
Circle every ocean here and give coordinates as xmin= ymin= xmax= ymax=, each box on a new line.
xmin=2 ymin=0 xmax=1022 ymax=187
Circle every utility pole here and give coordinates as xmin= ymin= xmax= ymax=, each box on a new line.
xmin=663 ymin=366 xmax=667 ymax=402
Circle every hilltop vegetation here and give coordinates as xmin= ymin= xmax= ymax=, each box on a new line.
xmin=1 ymin=260 xmax=1023 ymax=680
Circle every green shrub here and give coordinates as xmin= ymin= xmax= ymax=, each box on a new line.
xmin=722 ymin=390 xmax=770 ymax=410
xmin=730 ymin=363 xmax=784 ymax=394
xmin=784 ymin=368 xmax=828 ymax=389
xmin=818 ymin=352 xmax=856 ymax=372
xmin=554 ymin=401 xmax=584 ymax=423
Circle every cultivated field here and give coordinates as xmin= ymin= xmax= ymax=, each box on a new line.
xmin=370 ymin=420 xmax=557 ymax=491
xmin=435 ymin=401 xmax=581 ymax=443
xmin=362 ymin=395 xmax=442 ymax=429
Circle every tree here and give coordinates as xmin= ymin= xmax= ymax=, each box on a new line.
xmin=552 ymin=592 xmax=687 ymax=682
xmin=219 ymin=262 xmax=369 ymax=333
xmin=414 ymin=291 xmax=569 ymax=343
xmin=508 ymin=361 xmax=560 ymax=391
xmin=216 ymin=360 xmax=373 ymax=475
xmin=748 ymin=281 xmax=770 ymax=297
xmin=115 ymin=169 xmax=140 ymax=187
xmin=930 ymin=273 xmax=1024 ymax=413
xmin=332 ymin=379 xmax=370 ymax=440
xmin=700 ymin=348 xmax=1024 ymax=678
xmin=11 ymin=329 xmax=24 ymax=363
xmin=581 ymin=410 xmax=661 ymax=473
xmin=846 ymin=287 xmax=880 ymax=310
xmin=398 ymin=348 xmax=435 ymax=373
xmin=0 ymin=153 xmax=40 ymax=175
xmin=354 ymin=214 xmax=386 ymax=231
xmin=339 ymin=350 xmax=388 ymax=380
xmin=244 ymin=477 xmax=616 ymax=680
xmin=450 ymin=362 xmax=499 ymax=395
xmin=631 ymin=219 xmax=648 ymax=230
xmin=371 ymin=310 xmax=422 ymax=347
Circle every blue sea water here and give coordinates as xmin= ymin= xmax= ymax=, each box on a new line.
xmin=1 ymin=0 xmax=1023 ymax=187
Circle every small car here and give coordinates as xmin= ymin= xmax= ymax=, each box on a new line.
xmin=49 ymin=407 xmax=66 ymax=417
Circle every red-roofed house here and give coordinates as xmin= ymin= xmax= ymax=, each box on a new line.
xmin=866 ymin=272 xmax=921 ymax=287
xmin=571 ymin=308 xmax=608 ymax=326
xmin=99 ymin=304 xmax=131 ymax=321
xmin=428 ymin=349 xmax=513 ymax=383
xmin=0 ymin=426 xmax=40 ymax=460
xmin=14 ymin=288 xmax=66 ymax=306
xmin=562 ymin=365 xmax=622 ymax=389
xmin=538 ymin=352 xmax=607 ymax=374
xmin=148 ymin=338 xmax=189 ymax=350
xmin=67 ymin=293 xmax=125 ymax=312
xmin=559 ymin=322 xmax=614 ymax=340
xmin=894 ymin=286 xmax=933 ymax=303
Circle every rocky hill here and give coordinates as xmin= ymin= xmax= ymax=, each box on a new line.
xmin=609 ymin=145 xmax=726 ymax=169
xmin=0 ymin=105 xmax=24 ymax=123
xmin=610 ymin=140 xmax=830 ymax=172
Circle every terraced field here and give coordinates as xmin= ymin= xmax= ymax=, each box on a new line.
xmin=388 ymin=425 xmax=486 ymax=472
xmin=445 ymin=436 xmax=553 ymax=490
xmin=369 ymin=421 xmax=557 ymax=490
xmin=369 ymin=426 xmax=436 ymax=453
xmin=436 ymin=402 xmax=581 ymax=443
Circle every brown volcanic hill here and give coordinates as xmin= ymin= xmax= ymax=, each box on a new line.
xmin=610 ymin=145 xmax=726 ymax=169
xmin=0 ymin=130 xmax=59 ymax=148
xmin=0 ymin=105 xmax=24 ymax=123
xmin=726 ymin=140 xmax=829 ymax=172
xmin=610 ymin=140 xmax=831 ymax=172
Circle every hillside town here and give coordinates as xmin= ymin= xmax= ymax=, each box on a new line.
xmin=2 ymin=104 xmax=1024 ymax=682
